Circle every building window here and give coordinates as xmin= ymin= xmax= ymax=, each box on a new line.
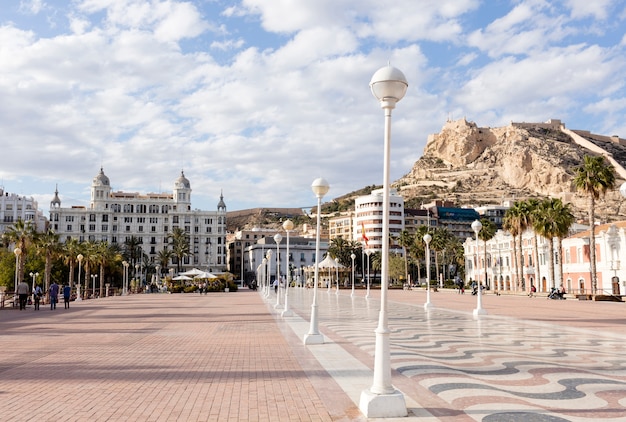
xmin=102 ymin=225 xmax=108 ymax=231
xmin=67 ymin=224 xmax=72 ymax=231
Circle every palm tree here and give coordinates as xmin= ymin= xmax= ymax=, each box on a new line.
xmin=170 ymin=227 xmax=191 ymax=272
xmin=157 ymin=248 xmax=175 ymax=275
xmin=2 ymin=219 xmax=37 ymax=285
xmin=430 ymin=227 xmax=454 ymax=287
xmin=63 ymin=238 xmax=82 ymax=288
xmin=534 ymin=198 xmax=575 ymax=290
xmin=573 ymin=155 xmax=616 ymax=293
xmin=478 ymin=218 xmax=497 ymax=289
xmin=504 ymin=201 xmax=532 ymax=291
xmin=397 ymin=229 xmax=413 ymax=284
xmin=123 ymin=235 xmax=143 ymax=268
xmin=35 ymin=229 xmax=61 ymax=293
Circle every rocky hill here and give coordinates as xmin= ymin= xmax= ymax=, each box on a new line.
xmin=394 ymin=118 xmax=626 ymax=223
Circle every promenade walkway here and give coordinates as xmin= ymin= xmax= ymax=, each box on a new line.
xmin=1 ymin=287 xmax=626 ymax=421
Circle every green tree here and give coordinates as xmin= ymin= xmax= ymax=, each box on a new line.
xmin=478 ymin=218 xmax=497 ymax=289
xmin=573 ymin=155 xmax=616 ymax=293
xmin=62 ymin=238 xmax=82 ymax=288
xmin=2 ymin=219 xmax=37 ymax=287
xmin=34 ymin=229 xmax=61 ymax=293
xmin=170 ymin=228 xmax=191 ymax=272
xmin=534 ymin=198 xmax=575 ymax=289
xmin=397 ymin=229 xmax=413 ymax=284
xmin=157 ymin=248 xmax=175 ymax=275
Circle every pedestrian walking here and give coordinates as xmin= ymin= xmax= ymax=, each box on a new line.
xmin=17 ymin=280 xmax=30 ymax=310
xmin=33 ymin=284 xmax=43 ymax=310
xmin=63 ymin=284 xmax=71 ymax=309
xmin=49 ymin=281 xmax=59 ymax=310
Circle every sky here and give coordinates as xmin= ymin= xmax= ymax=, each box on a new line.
xmin=2 ymin=0 xmax=626 ymax=216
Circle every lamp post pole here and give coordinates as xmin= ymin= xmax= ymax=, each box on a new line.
xmin=14 ymin=247 xmax=21 ymax=295
xmin=91 ymin=274 xmax=97 ymax=299
xmin=265 ymin=250 xmax=272 ymax=299
xmin=472 ymin=220 xmax=487 ymax=317
xmin=122 ymin=261 xmax=129 ymax=295
xmin=365 ymin=249 xmax=372 ymax=299
xmin=155 ymin=264 xmax=161 ymax=291
xmin=282 ymin=220 xmax=294 ymax=317
xmin=304 ymin=177 xmax=329 ymax=345
xmin=76 ymin=254 xmax=83 ymax=301
xmin=335 ymin=257 xmax=340 ymax=295
xmin=350 ymin=253 xmax=356 ymax=297
xmin=135 ymin=264 xmax=139 ymax=294
xmin=30 ymin=271 xmax=38 ymax=291
xmin=424 ymin=233 xmax=433 ymax=310
xmin=274 ymin=233 xmax=283 ymax=309
xmin=261 ymin=258 xmax=267 ymax=295
xmin=359 ymin=64 xmax=408 ymax=418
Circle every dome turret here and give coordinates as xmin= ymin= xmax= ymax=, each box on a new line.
xmin=93 ymin=167 xmax=110 ymax=187
xmin=50 ymin=184 xmax=61 ymax=208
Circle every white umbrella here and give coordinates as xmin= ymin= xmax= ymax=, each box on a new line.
xmin=172 ymin=275 xmax=193 ymax=281
xmin=194 ymin=271 xmax=218 ymax=279
xmin=180 ymin=268 xmax=204 ymax=276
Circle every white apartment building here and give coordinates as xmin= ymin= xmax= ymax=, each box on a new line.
xmin=49 ymin=168 xmax=227 ymax=272
xmin=0 ymin=187 xmax=47 ymax=235
xmin=353 ymin=188 xmax=404 ymax=253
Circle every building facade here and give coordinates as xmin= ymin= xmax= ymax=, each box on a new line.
xmin=0 ymin=187 xmax=47 ymax=235
xmin=353 ymin=188 xmax=404 ymax=253
xmin=49 ymin=168 xmax=227 ymax=272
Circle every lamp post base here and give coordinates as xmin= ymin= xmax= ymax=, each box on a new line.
xmin=359 ymin=388 xmax=407 ymax=418
xmin=303 ymin=333 xmax=324 ymax=345
xmin=281 ymin=308 xmax=293 ymax=317
xmin=424 ymin=301 xmax=433 ymax=311
xmin=473 ymin=308 xmax=487 ymax=318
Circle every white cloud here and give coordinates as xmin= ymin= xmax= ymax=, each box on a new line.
xmin=1 ymin=0 xmax=626 ymax=214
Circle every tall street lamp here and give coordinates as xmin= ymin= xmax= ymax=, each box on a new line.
xmin=76 ymin=254 xmax=84 ymax=301
xmin=423 ymin=234 xmax=433 ymax=310
xmin=359 ymin=64 xmax=408 ymax=418
xmin=472 ymin=219 xmax=487 ymax=317
xmin=135 ymin=264 xmax=140 ymax=294
xmin=13 ymin=247 xmax=21 ymax=295
xmin=282 ymin=220 xmax=294 ymax=317
xmin=350 ymin=253 xmax=356 ymax=297
xmin=303 ymin=177 xmax=329 ymax=345
xmin=274 ymin=233 xmax=283 ymax=309
xmin=335 ymin=257 xmax=340 ymax=295
xmin=91 ymin=274 xmax=98 ymax=299
xmin=365 ymin=249 xmax=372 ymax=299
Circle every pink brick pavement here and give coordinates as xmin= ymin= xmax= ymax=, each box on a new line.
xmin=0 ymin=291 xmax=359 ymax=422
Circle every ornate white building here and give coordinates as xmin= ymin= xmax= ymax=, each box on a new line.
xmin=0 ymin=187 xmax=47 ymax=234
xmin=49 ymin=168 xmax=227 ymax=272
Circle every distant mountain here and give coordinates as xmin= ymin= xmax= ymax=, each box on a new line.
xmin=394 ymin=118 xmax=626 ymax=223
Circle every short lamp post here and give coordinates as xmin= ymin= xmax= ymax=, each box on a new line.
xmin=274 ymin=233 xmax=283 ymax=309
xmin=424 ymin=233 xmax=433 ymax=310
xmin=265 ymin=250 xmax=272 ymax=299
xmin=155 ymin=264 xmax=161 ymax=288
xmin=91 ymin=274 xmax=97 ymax=299
xmin=335 ymin=257 xmax=340 ymax=295
xmin=350 ymin=253 xmax=356 ymax=297
xmin=359 ymin=64 xmax=408 ymax=418
xmin=76 ymin=253 xmax=84 ymax=301
xmin=122 ymin=261 xmax=129 ymax=295
xmin=261 ymin=258 xmax=267 ymax=295
xmin=472 ymin=219 xmax=487 ymax=317
xmin=13 ymin=248 xmax=21 ymax=295
xmin=30 ymin=271 xmax=38 ymax=290
xmin=135 ymin=264 xmax=140 ymax=293
xmin=282 ymin=220 xmax=294 ymax=317
xmin=304 ymin=177 xmax=329 ymax=345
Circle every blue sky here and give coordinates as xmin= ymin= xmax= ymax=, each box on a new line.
xmin=2 ymin=0 xmax=626 ymax=216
